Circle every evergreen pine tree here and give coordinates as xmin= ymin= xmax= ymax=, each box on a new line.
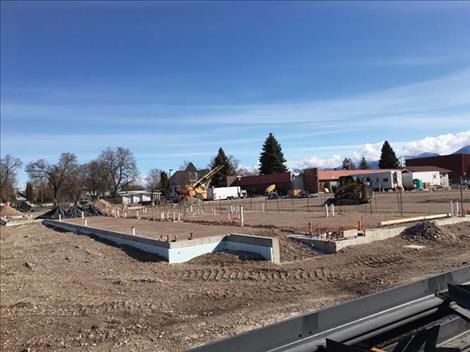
xmin=259 ymin=133 xmax=287 ymax=174
xmin=378 ymin=141 xmax=400 ymax=169
xmin=25 ymin=182 xmax=35 ymax=202
xmin=159 ymin=171 xmax=170 ymax=198
xmin=210 ymin=148 xmax=235 ymax=187
xmin=359 ymin=157 xmax=369 ymax=170
xmin=342 ymin=158 xmax=355 ymax=170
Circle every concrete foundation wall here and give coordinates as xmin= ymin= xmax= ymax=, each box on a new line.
xmin=169 ymin=241 xmax=222 ymax=263
xmin=42 ymin=220 xmax=280 ymax=264
xmin=222 ymin=241 xmax=273 ymax=261
xmin=292 ymin=216 xmax=470 ymax=254
xmin=43 ymin=220 xmax=171 ymax=258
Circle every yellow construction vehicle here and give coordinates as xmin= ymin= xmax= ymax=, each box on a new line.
xmin=288 ymin=188 xmax=308 ymax=198
xmin=265 ymin=184 xmax=279 ymax=199
xmin=181 ymin=164 xmax=224 ymax=201
xmin=326 ymin=176 xmax=373 ymax=205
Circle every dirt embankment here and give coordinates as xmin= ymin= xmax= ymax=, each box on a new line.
xmin=1 ymin=222 xmax=469 ymax=351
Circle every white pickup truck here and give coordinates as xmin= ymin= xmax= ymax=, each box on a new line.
xmin=207 ymin=186 xmax=247 ymax=200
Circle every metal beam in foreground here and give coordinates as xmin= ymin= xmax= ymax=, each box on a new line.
xmin=188 ymin=266 xmax=470 ymax=352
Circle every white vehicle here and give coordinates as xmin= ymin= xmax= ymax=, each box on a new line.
xmin=207 ymin=186 xmax=247 ymax=200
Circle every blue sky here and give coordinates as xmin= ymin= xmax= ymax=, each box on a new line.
xmin=1 ymin=1 xmax=470 ymax=184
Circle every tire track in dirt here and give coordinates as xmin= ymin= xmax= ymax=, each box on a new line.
xmin=173 ymin=267 xmax=361 ymax=283
xmin=173 ymin=252 xmax=421 ymax=286
xmin=350 ymin=254 xmax=412 ymax=268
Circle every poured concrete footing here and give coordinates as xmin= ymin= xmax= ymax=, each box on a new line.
xmin=291 ymin=216 xmax=470 ymax=254
xmin=42 ymin=220 xmax=280 ymax=264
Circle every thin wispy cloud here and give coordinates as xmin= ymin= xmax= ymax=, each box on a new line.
xmin=2 ymin=69 xmax=470 ymax=177
xmin=3 ymin=68 xmax=469 ymax=130
xmin=369 ymin=54 xmax=461 ymax=67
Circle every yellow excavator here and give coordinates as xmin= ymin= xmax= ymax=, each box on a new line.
xmin=181 ymin=164 xmax=225 ymax=201
xmin=326 ymin=176 xmax=373 ymax=205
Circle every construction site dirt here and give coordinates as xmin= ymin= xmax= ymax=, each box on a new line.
xmin=1 ymin=218 xmax=469 ymax=351
xmin=109 ymin=190 xmax=470 ymax=232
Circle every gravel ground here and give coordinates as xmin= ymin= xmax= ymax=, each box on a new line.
xmin=142 ymin=190 xmax=470 ymax=232
xmin=1 ymin=221 xmax=469 ymax=351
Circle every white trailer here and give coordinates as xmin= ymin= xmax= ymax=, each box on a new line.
xmin=207 ymin=187 xmax=246 ymax=200
xmin=353 ymin=170 xmax=403 ymax=191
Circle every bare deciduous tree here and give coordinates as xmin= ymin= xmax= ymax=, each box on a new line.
xmin=0 ymin=155 xmax=23 ymax=202
xmin=146 ymin=168 xmax=161 ymax=205
xmin=98 ymin=147 xmax=138 ymax=203
xmin=26 ymin=153 xmax=78 ymax=206
xmin=64 ymin=164 xmax=87 ymax=206
xmin=83 ymin=160 xmax=107 ymax=201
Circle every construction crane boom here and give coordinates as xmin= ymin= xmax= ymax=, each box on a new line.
xmin=180 ymin=164 xmax=225 ymax=201
xmin=191 ymin=164 xmax=224 ymax=190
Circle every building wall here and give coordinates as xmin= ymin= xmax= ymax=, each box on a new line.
xmin=402 ymin=171 xmax=445 ymax=189
xmin=406 ymin=154 xmax=470 ymax=184
xmin=293 ymin=175 xmax=304 ymax=189
xmin=440 ymin=173 xmax=450 ymax=188
xmin=239 ymin=173 xmax=294 ymax=195
xmin=412 ymin=171 xmax=440 ymax=186
xmin=354 ymin=171 xmax=402 ymax=190
xmin=302 ymin=168 xmax=319 ymax=193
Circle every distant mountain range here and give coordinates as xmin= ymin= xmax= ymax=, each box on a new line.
xmin=405 ymin=145 xmax=470 ymax=159
xmin=404 ymin=152 xmax=440 ymax=159
xmin=453 ymin=145 xmax=470 ymax=154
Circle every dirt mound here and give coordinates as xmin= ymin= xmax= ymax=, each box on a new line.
xmin=188 ymin=250 xmax=263 ymax=265
xmin=254 ymin=229 xmax=316 ymax=262
xmin=443 ymin=222 xmax=470 ymax=240
xmin=94 ymin=199 xmax=118 ymax=216
xmin=400 ymin=221 xmax=456 ymax=242
xmin=0 ymin=203 xmax=25 ymax=218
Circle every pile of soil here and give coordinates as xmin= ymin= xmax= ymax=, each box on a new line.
xmin=443 ymin=222 xmax=470 ymax=240
xmin=0 ymin=203 xmax=25 ymax=218
xmin=400 ymin=221 xmax=456 ymax=242
xmin=94 ymin=199 xmax=117 ymax=216
xmin=254 ymin=229 xmax=316 ymax=262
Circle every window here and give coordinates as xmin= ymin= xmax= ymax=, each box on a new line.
xmin=383 ymin=178 xmax=389 ymax=182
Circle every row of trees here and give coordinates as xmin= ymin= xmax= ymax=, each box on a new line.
xmin=342 ymin=157 xmax=369 ymax=170
xmin=0 ymin=155 xmax=23 ymax=203
xmin=341 ymin=141 xmax=400 ymax=170
xmin=1 ymin=136 xmax=402 ymax=204
xmin=205 ymin=134 xmax=401 ymax=186
xmin=258 ymin=134 xmax=400 ymax=173
xmin=3 ymin=147 xmax=140 ymax=206
xmin=205 ymin=133 xmax=286 ymax=187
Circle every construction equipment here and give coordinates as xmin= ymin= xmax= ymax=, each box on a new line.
xmin=327 ymin=176 xmax=373 ymax=205
xmin=288 ymin=188 xmax=308 ymax=198
xmin=265 ymin=184 xmax=279 ymax=199
xmin=181 ymin=164 xmax=224 ymax=201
